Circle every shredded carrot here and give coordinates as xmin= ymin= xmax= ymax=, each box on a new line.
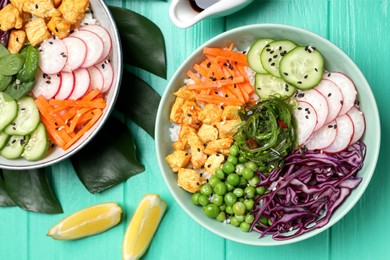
xmin=34 ymin=89 xmax=106 ymax=150
xmin=203 ymin=47 xmax=248 ymax=66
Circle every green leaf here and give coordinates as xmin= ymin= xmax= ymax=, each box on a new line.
xmin=2 ymin=168 xmax=63 ymax=214
xmin=0 ymin=171 xmax=16 ymax=207
xmin=108 ymin=5 xmax=167 ymax=79
xmin=71 ymin=116 xmax=145 ymax=194
xmin=115 ymin=70 xmax=161 ymax=138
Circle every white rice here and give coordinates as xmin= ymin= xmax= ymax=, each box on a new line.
xmin=169 ymin=123 xmax=181 ymax=142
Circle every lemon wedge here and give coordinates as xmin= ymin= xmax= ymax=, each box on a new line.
xmin=123 ymin=194 xmax=167 ymax=260
xmin=48 ymin=202 xmax=122 ymax=240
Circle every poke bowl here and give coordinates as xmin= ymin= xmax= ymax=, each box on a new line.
xmin=155 ymin=24 xmax=380 ymax=245
xmin=0 ymin=0 xmax=122 ymax=170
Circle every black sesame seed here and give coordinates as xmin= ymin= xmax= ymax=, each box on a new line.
xmin=101 ymin=64 xmax=105 ymax=69
xmin=273 ymin=54 xmax=278 ymax=58
xmin=304 ymin=75 xmax=308 ymax=79
xmin=197 ymin=148 xmax=201 ymax=152
xmin=340 ymin=100 xmax=344 ymax=105
xmin=297 ymin=81 xmax=302 ymax=84
xmin=207 ymin=164 xmax=211 ymax=168
xmin=268 ymin=58 xmax=272 ymax=62
xmin=328 ymin=73 xmax=331 ymax=77
xmin=49 ymin=41 xmax=53 ymax=45
xmin=46 ymin=81 xmax=51 ymax=84
xmin=334 ymin=125 xmax=337 ymax=129
xmin=35 ymin=4 xmax=38 ymax=9
xmin=328 ymin=125 xmax=333 ymax=128
xmin=270 ymin=50 xmax=274 ymax=54
xmin=271 ymin=62 xmax=275 ymax=66
xmin=283 ymin=72 xmax=288 ymax=76
xmin=315 ymin=68 xmax=318 ymax=72
xmin=298 ymin=107 xmax=302 ymax=110
xmin=187 ymin=113 xmax=191 ymax=117
xmin=207 ymin=62 xmax=211 ymax=68
xmin=328 ymin=93 xmax=332 ymax=97
xmin=305 ymin=115 xmax=309 ymax=119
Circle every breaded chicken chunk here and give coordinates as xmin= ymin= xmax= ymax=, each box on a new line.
xmin=165 ymin=150 xmax=191 ymax=173
xmin=214 ymin=119 xmax=241 ymax=139
xmin=7 ymin=29 xmax=27 ymax=53
xmin=174 ymin=87 xmax=197 ymax=101
xmin=0 ymin=4 xmax=23 ymax=31
xmin=172 ymin=125 xmax=196 ymax=151
xmin=25 ymin=18 xmax=51 ymax=46
xmin=188 ymin=132 xmax=207 ymax=169
xmin=197 ymin=124 xmax=218 ymax=144
xmin=198 ymin=104 xmax=223 ymax=125
xmin=170 ymin=97 xmax=185 ymax=124
xmin=47 ymin=16 xmax=71 ymax=39
xmin=204 ymin=153 xmax=224 ymax=175
xmin=181 ymin=100 xmax=202 ymax=129
xmin=23 ymin=0 xmax=61 ymax=18
xmin=222 ymin=105 xmax=241 ymax=120
xmin=9 ymin=0 xmax=25 ymax=13
xmin=58 ymin=0 xmax=89 ymax=27
xmin=177 ymin=168 xmax=205 ymax=193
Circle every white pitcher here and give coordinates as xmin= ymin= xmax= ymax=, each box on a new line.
xmin=169 ymin=0 xmax=254 ymax=28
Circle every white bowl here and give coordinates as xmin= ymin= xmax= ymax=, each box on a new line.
xmin=155 ymin=24 xmax=380 ymax=245
xmin=0 ymin=0 xmax=122 ymax=170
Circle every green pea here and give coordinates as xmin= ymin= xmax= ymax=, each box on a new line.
xmin=256 ymin=186 xmax=267 ymax=195
xmin=198 ymin=194 xmax=210 ymax=206
xmin=225 ymin=205 xmax=233 ymax=215
xmin=233 ymin=201 xmax=246 ymax=216
xmin=259 ymin=215 xmax=269 ymax=225
xmin=191 ymin=192 xmax=201 ymax=205
xmin=213 ymin=182 xmax=227 ymax=195
xmin=222 ymin=162 xmax=235 ymax=174
xmin=215 ymin=168 xmax=225 ymax=179
xmin=227 ymin=173 xmax=240 ymax=186
xmin=235 ymin=164 xmax=245 ymax=175
xmin=230 ymin=216 xmax=240 ymax=227
xmin=244 ymin=199 xmax=254 ymax=211
xmin=242 ymin=167 xmax=254 ymax=180
xmin=235 ymin=214 xmax=245 ymax=222
xmin=200 ymin=183 xmax=213 ymax=196
xmin=216 ymin=211 xmax=226 ymax=222
xmin=203 ymin=204 xmax=220 ymax=218
xmin=238 ymin=155 xmax=248 ymax=163
xmin=233 ymin=188 xmax=244 ymax=198
xmin=239 ymin=176 xmax=247 ymax=187
xmin=212 ymin=194 xmax=224 ymax=206
xmin=240 ymin=222 xmax=250 ymax=232
xmin=226 ymin=182 xmax=235 ymax=191
xmin=208 ymin=175 xmax=220 ymax=187
xmin=248 ymin=175 xmax=260 ymax=187
xmin=219 ymin=205 xmax=226 ymax=211
xmin=245 ymin=213 xmax=255 ymax=224
xmin=0 ymin=53 xmax=25 ymax=75
xmin=224 ymin=192 xmax=237 ymax=206
xmin=244 ymin=186 xmax=256 ymax=199
xmin=245 ymin=161 xmax=258 ymax=171
xmin=227 ymin=155 xmax=238 ymax=165
xmin=229 ymin=144 xmax=239 ymax=157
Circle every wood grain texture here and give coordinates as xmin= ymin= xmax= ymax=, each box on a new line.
xmin=1 ymin=0 xmax=389 ymax=259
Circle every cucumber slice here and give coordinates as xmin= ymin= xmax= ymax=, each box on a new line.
xmin=247 ymin=38 xmax=274 ymax=74
xmin=4 ymin=96 xmax=40 ymax=135
xmin=255 ymin=74 xmax=296 ymax=100
xmin=0 ymin=92 xmax=18 ymax=131
xmin=279 ymin=46 xmax=324 ymax=90
xmin=22 ymin=123 xmax=49 ymax=161
xmin=260 ymin=40 xmax=297 ymax=78
xmin=0 ymin=135 xmax=29 ymax=159
xmin=0 ymin=131 xmax=10 ymax=150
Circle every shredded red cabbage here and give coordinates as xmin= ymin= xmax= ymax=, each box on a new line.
xmin=0 ymin=0 xmax=10 ymax=47
xmin=251 ymin=141 xmax=366 ymax=240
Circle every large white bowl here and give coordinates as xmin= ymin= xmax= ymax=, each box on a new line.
xmin=0 ymin=0 xmax=122 ymax=170
xmin=155 ymin=24 xmax=380 ymax=245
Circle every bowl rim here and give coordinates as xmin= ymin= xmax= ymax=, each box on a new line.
xmin=156 ymin=23 xmax=381 ymax=245
xmin=0 ymin=0 xmax=123 ymax=170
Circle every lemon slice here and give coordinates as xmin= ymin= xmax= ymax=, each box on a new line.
xmin=48 ymin=202 xmax=122 ymax=240
xmin=123 ymin=194 xmax=167 ymax=260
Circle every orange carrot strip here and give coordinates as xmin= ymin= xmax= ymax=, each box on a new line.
xmin=196 ymin=94 xmax=243 ymax=106
xmin=186 ymin=70 xmax=202 ymax=84
xmin=49 ymin=99 xmax=107 ymax=109
xmin=185 ymin=76 xmax=245 ymax=90
xmin=68 ymin=107 xmax=93 ymax=133
xmin=63 ymin=109 xmax=103 ymax=150
xmin=39 ymin=116 xmax=66 ymax=148
xmin=193 ymin=63 xmax=210 ymax=79
xmin=81 ymin=88 xmax=101 ymax=101
xmin=75 ymin=110 xmax=96 ymax=128
xmin=227 ymin=43 xmax=234 ymax=51
xmin=203 ymin=47 xmax=248 ymax=65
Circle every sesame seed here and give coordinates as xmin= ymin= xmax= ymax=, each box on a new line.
xmin=328 ymin=93 xmax=332 ymax=97
xmin=305 ymin=115 xmax=309 ymax=119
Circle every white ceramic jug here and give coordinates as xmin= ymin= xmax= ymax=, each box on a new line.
xmin=169 ymin=0 xmax=254 ymax=28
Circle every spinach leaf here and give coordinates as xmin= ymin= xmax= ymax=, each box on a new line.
xmin=0 ymin=171 xmax=16 ymax=207
xmin=115 ymin=70 xmax=161 ymax=138
xmin=109 ymin=6 xmax=167 ymax=79
xmin=2 ymin=168 xmax=63 ymax=214
xmin=71 ymin=116 xmax=145 ymax=194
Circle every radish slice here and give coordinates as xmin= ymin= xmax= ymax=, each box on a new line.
xmin=87 ymin=66 xmax=104 ymax=91
xmin=68 ymin=68 xmax=90 ymax=100
xmin=347 ymin=106 xmax=366 ymax=145
xmin=323 ymin=114 xmax=354 ymax=153
xmin=294 ymin=101 xmax=318 ymax=145
xmin=32 ymin=69 xmax=61 ymax=99
xmin=315 ymin=79 xmax=343 ymax=124
xmin=71 ymin=30 xmax=104 ymax=68
xmin=304 ymin=121 xmax=337 ymax=150
xmin=38 ymin=38 xmax=68 ymax=74
xmin=95 ymin=60 xmax=113 ymax=93
xmin=295 ymin=89 xmax=328 ymax=131
xmin=80 ymin=25 xmax=112 ymax=63
xmin=55 ymin=72 xmax=75 ymax=100
xmin=62 ymin=37 xmax=87 ymax=72
xmin=323 ymin=72 xmax=357 ymax=116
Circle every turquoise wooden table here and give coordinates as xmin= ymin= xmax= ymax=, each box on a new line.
xmin=0 ymin=0 xmax=389 ymax=259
